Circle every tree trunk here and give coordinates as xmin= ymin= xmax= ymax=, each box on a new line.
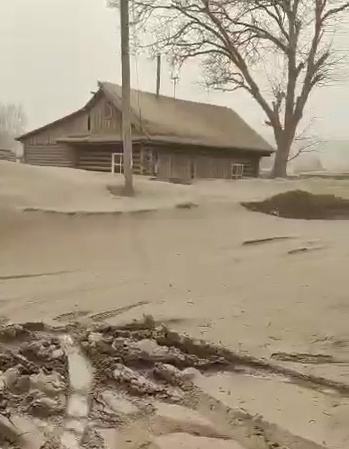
xmin=271 ymin=140 xmax=291 ymax=178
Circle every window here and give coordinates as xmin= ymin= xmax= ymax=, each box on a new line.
xmin=231 ymin=163 xmax=244 ymax=180
xmin=87 ymin=114 xmax=91 ymax=131
xmin=104 ymin=102 xmax=113 ymax=120
xmin=111 ymin=153 xmax=124 ymax=174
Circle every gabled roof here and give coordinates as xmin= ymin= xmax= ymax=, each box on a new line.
xmin=16 ymin=91 xmax=103 ymax=141
xmin=18 ymin=81 xmax=274 ymax=154
xmin=99 ymin=82 xmax=274 ymax=154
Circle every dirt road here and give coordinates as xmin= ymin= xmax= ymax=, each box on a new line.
xmin=1 ymin=162 xmax=349 ymax=448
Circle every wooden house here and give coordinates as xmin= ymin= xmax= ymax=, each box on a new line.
xmin=17 ymin=82 xmax=274 ymax=179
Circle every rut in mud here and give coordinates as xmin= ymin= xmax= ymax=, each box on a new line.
xmin=0 ymin=317 xmax=343 ymax=449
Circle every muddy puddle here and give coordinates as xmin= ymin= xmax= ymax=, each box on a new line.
xmin=0 ymin=318 xmax=348 ymax=449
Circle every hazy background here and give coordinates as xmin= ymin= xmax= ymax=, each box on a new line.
xmin=1 ymin=0 xmax=349 ymax=168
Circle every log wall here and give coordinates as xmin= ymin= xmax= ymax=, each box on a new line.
xmin=0 ymin=149 xmax=16 ymax=162
xmin=77 ymin=144 xmax=141 ymax=173
xmin=24 ymin=144 xmax=76 ymax=167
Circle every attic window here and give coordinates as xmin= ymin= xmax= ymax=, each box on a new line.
xmin=104 ymin=102 xmax=113 ymax=120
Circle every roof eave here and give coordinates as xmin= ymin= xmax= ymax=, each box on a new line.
xmin=143 ymin=137 xmax=275 ymax=155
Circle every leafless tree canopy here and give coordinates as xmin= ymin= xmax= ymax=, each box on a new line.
xmin=0 ymin=103 xmax=27 ymax=151
xmin=127 ymin=0 xmax=349 ymax=177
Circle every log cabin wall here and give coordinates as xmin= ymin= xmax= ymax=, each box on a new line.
xmin=22 ymin=112 xmax=87 ymax=167
xmin=23 ymin=144 xmax=77 ymax=168
xmin=77 ymin=143 xmax=142 ymax=173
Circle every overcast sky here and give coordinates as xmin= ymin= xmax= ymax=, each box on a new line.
xmin=1 ymin=0 xmax=349 ymax=141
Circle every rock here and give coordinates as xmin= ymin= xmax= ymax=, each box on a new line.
xmin=3 ymin=367 xmax=19 ymax=388
xmin=29 ymin=395 xmax=64 ymax=416
xmin=151 ymin=403 xmax=232 ymax=439
xmin=51 ymin=349 xmax=64 ymax=359
xmin=16 ymin=416 xmax=47 ymax=449
xmin=113 ymin=364 xmax=164 ymax=395
xmin=153 ymin=363 xmax=185 ymax=385
xmin=88 ymin=332 xmax=104 ymax=346
xmin=0 ymin=415 xmax=46 ymax=449
xmin=133 ymin=339 xmax=170 ymax=357
xmin=182 ymin=367 xmax=201 ymax=381
xmin=128 ymin=338 xmax=186 ymax=364
xmin=0 ymin=372 xmax=5 ymax=391
xmin=0 ymin=324 xmax=28 ymax=341
xmin=3 ymin=367 xmax=30 ymax=393
xmin=30 ymin=371 xmax=65 ymax=397
xmin=113 ymin=364 xmax=135 ymax=381
xmin=0 ymin=415 xmax=20 ymax=442
xmin=154 ymin=433 xmax=246 ymax=449
xmin=100 ymin=390 xmax=138 ymax=415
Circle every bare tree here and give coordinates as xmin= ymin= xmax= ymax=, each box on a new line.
xmin=288 ymin=117 xmax=322 ymax=162
xmin=127 ymin=0 xmax=349 ymax=177
xmin=0 ymin=103 xmax=27 ymax=151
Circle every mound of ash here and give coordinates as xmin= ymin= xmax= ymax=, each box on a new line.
xmin=242 ymin=189 xmax=349 ymax=220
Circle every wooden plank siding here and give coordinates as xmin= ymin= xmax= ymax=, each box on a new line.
xmin=194 ymin=154 xmax=259 ymax=178
xmin=147 ymin=146 xmax=260 ymax=180
xmin=88 ymin=94 xmax=122 ymax=134
xmin=25 ymin=114 xmax=87 ymax=146
xmin=22 ymin=93 xmax=123 ymax=168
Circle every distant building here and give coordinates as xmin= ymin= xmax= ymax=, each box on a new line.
xmin=17 ymin=82 xmax=274 ymax=180
xmin=0 ymin=148 xmax=16 ymax=162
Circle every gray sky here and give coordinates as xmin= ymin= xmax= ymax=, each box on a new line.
xmin=1 ymin=0 xmax=349 ymax=141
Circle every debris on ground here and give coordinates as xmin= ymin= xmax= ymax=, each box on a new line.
xmin=0 ymin=317 xmax=343 ymax=449
xmin=242 ymin=189 xmax=349 ymax=219
xmin=242 ymin=236 xmax=293 ymax=246
xmin=287 ymin=245 xmax=325 ymax=255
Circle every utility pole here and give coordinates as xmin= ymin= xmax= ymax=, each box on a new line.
xmin=120 ymin=0 xmax=134 ymax=196
xmin=156 ymin=54 xmax=161 ymax=97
